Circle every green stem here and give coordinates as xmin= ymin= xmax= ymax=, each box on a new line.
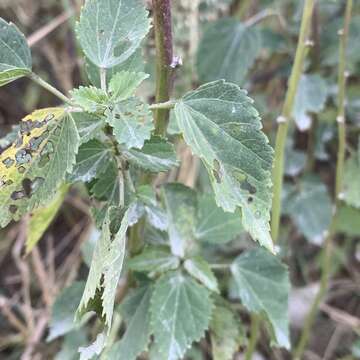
xmin=152 ymin=0 xmax=174 ymax=136
xmin=28 ymin=72 xmax=73 ymax=105
xmin=245 ymin=313 xmax=261 ymax=360
xmin=293 ymin=1 xmax=353 ymax=358
xmin=100 ymin=68 xmax=107 ymax=93
xmin=271 ymin=0 xmax=315 ymax=243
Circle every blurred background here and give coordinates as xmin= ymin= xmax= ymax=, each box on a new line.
xmin=0 ymin=0 xmax=359 ymax=359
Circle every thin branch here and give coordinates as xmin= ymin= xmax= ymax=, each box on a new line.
xmin=152 ymin=0 xmax=174 ymax=135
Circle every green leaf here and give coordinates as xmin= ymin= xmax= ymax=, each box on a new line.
xmin=27 ymin=184 xmax=68 ymax=254
xmin=293 ymin=74 xmax=328 ymax=131
xmin=210 ymin=303 xmax=241 ymax=360
xmin=334 ymin=205 xmax=360 ymax=237
xmin=47 ymin=281 xmax=86 ymax=341
xmin=128 ymin=246 xmax=180 ymax=274
xmin=352 ymin=338 xmax=360 ymax=357
xmin=0 ymin=108 xmax=79 ymax=228
xmin=0 ymin=17 xmax=32 ymax=86
xmin=109 ymin=71 xmax=148 ymax=101
xmin=175 ymin=80 xmax=274 ymax=251
xmin=184 ymin=257 xmax=219 ymax=293
xmin=231 ymin=248 xmax=290 ymax=349
xmin=86 ymin=48 xmax=144 ymax=87
xmin=72 ymin=112 xmax=105 ymax=144
xmin=105 ymin=97 xmax=154 ymax=149
xmin=196 ymin=19 xmax=261 ymax=84
xmin=0 ymin=125 xmax=19 ymax=149
xmin=76 ymin=0 xmax=151 ymax=69
xmin=107 ymin=286 xmax=152 ymax=360
xmin=162 ymin=183 xmax=197 ymax=257
xmin=76 ymin=206 xmax=131 ymax=329
xmin=69 ymin=139 xmax=112 ymax=183
xmin=342 ymin=148 xmax=360 ymax=209
xmin=70 ymin=86 xmax=108 ymax=113
xmin=195 ymin=193 xmax=243 ymax=244
xmin=79 ymin=333 xmax=106 ymax=360
xmin=122 ymin=136 xmax=178 ymax=172
xmin=284 ymin=175 xmax=332 ymax=245
xmin=150 ymin=272 xmax=213 ymax=360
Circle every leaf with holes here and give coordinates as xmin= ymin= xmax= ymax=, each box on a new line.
xmin=0 ymin=17 xmax=32 ymax=87
xmin=231 ymin=248 xmax=290 ymax=349
xmin=0 ymin=108 xmax=79 ymax=228
xmin=175 ymin=80 xmax=274 ymax=251
xmin=150 ymin=271 xmax=213 ymax=360
xmin=106 ymin=97 xmax=154 ymax=149
xmin=76 ymin=0 xmax=151 ymax=69
xmin=196 ymin=19 xmax=261 ymax=85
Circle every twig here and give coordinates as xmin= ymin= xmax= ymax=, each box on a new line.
xmin=0 ymin=296 xmax=28 ymax=337
xmin=27 ymin=11 xmax=73 ymax=47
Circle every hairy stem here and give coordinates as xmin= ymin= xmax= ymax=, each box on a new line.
xmin=149 ymin=100 xmax=177 ymax=110
xmin=100 ymin=68 xmax=107 ymax=93
xmin=28 ymin=72 xmax=73 ymax=105
xmin=152 ymin=0 xmax=174 ymax=135
xmin=293 ymin=1 xmax=353 ymax=358
xmin=271 ymin=0 xmax=315 ymax=242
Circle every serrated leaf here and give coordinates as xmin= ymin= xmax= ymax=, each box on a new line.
xmin=76 ymin=0 xmax=151 ymax=69
xmin=72 ymin=112 xmax=105 ymax=145
xmin=123 ymin=136 xmax=178 ymax=172
xmin=174 ymin=80 xmax=274 ymax=251
xmin=70 ymin=86 xmax=108 ymax=113
xmin=342 ymin=148 xmax=360 ymax=209
xmin=150 ymin=272 xmax=213 ymax=360
xmin=195 ymin=193 xmax=243 ymax=244
xmin=47 ymin=281 xmax=86 ymax=341
xmin=210 ymin=303 xmax=241 ymax=360
xmin=0 ymin=17 xmax=32 ymax=86
xmin=109 ymin=71 xmax=148 ymax=101
xmin=0 ymin=108 xmax=79 ymax=228
xmin=69 ymin=139 xmax=112 ymax=183
xmin=284 ymin=175 xmax=332 ymax=245
xmin=86 ymin=48 xmax=144 ymax=87
xmin=184 ymin=257 xmax=219 ymax=293
xmin=105 ymin=97 xmax=154 ymax=149
xmin=293 ymin=74 xmax=328 ymax=131
xmin=107 ymin=286 xmax=152 ymax=360
xmin=196 ymin=19 xmax=261 ymax=85
xmin=27 ymin=184 xmax=68 ymax=254
xmin=128 ymin=246 xmax=180 ymax=274
xmin=76 ymin=206 xmax=131 ymax=330
xmin=231 ymin=248 xmax=290 ymax=349
xmin=162 ymin=183 xmax=197 ymax=257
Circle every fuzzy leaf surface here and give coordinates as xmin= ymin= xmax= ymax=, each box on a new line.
xmin=195 ymin=193 xmax=243 ymax=244
xmin=109 ymin=71 xmax=148 ymax=101
xmin=0 ymin=17 xmax=32 ymax=86
xmin=175 ymin=80 xmax=274 ymax=251
xmin=106 ymin=97 xmax=154 ymax=149
xmin=184 ymin=257 xmax=219 ymax=293
xmin=150 ymin=272 xmax=213 ymax=360
xmin=70 ymin=86 xmax=108 ymax=113
xmin=0 ymin=108 xmax=79 ymax=227
xmin=72 ymin=112 xmax=105 ymax=144
xmin=76 ymin=0 xmax=151 ymax=69
xmin=69 ymin=139 xmax=112 ymax=183
xmin=196 ymin=19 xmax=261 ymax=84
xmin=123 ymin=136 xmax=178 ymax=172
xmin=231 ymin=248 xmax=290 ymax=349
